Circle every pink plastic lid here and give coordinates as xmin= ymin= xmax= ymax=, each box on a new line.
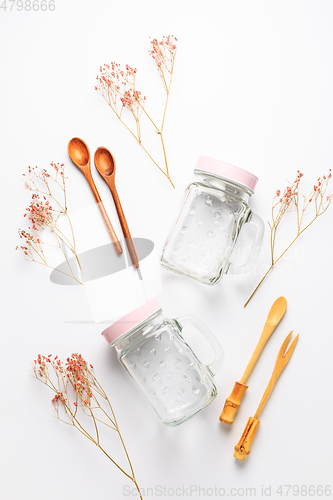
xmin=101 ymin=299 xmax=161 ymax=344
xmin=195 ymin=156 xmax=258 ymax=192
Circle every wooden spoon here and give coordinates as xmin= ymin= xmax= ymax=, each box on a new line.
xmin=234 ymin=331 xmax=299 ymax=460
xmin=94 ymin=147 xmax=139 ymax=269
xmin=219 ymin=296 xmax=287 ymax=424
xmin=68 ymin=138 xmax=122 ymax=256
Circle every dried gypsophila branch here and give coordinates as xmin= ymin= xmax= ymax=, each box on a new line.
xmin=16 ymin=163 xmax=83 ymax=285
xmin=33 ymin=353 xmax=143 ymax=499
xmin=244 ymin=169 xmax=332 ymax=307
xmin=95 ymin=35 xmax=177 ymax=188
xmin=148 ymin=36 xmax=177 ymax=132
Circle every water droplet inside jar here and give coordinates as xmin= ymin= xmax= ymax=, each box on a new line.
xmin=151 ymin=390 xmax=156 ymax=397
xmin=167 ymin=372 xmax=173 ymax=379
xmin=192 ymin=387 xmax=201 ymax=397
xmin=183 ymin=374 xmax=191 ymax=384
xmin=205 ymin=196 xmax=213 ymax=206
xmin=179 ymin=225 xmax=187 ymax=235
xmin=150 ymin=348 xmax=156 ymax=355
xmin=175 ymin=359 xmax=181 ymax=369
xmin=197 ymin=218 xmax=204 ymax=226
xmin=189 ymin=208 xmax=195 ymax=216
xmin=155 ymin=333 xmax=161 ymax=341
xmin=162 ymin=386 xmax=169 ymax=396
xmin=214 ymin=210 xmax=221 ymax=218
xmin=189 ymin=362 xmax=194 ymax=368
xmin=165 ymin=346 xmax=170 ymax=354
xmin=130 ymin=362 xmax=136 ymax=368
xmin=134 ymin=348 xmax=141 ymax=356
xmin=178 ymin=387 xmax=186 ymax=398
xmin=144 ymin=361 xmax=150 ymax=368
xmin=152 ymin=373 xmax=161 ymax=384
xmin=207 ymin=231 xmax=215 ymax=237
xmin=160 ymin=360 xmax=166 ymax=369
xmin=214 ymin=220 xmax=220 ymax=227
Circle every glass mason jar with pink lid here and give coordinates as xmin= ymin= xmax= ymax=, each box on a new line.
xmin=102 ymin=299 xmax=224 ymax=426
xmin=161 ymin=157 xmax=264 ymax=285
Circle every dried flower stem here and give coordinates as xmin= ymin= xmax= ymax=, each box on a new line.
xmin=17 ymin=163 xmax=83 ymax=285
xmin=244 ymin=169 xmax=332 ymax=307
xmin=96 ymin=36 xmax=177 ymax=188
xmin=33 ymin=353 xmax=143 ymax=499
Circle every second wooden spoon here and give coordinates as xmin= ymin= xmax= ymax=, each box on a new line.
xmin=94 ymin=147 xmax=139 ymax=269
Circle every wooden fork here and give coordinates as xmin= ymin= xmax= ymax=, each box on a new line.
xmin=234 ymin=331 xmax=299 ymax=461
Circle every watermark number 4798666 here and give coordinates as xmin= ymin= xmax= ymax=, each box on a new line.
xmin=0 ymin=0 xmax=55 ymax=11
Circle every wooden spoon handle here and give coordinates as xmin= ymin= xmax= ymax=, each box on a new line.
xmin=220 ymin=322 xmax=275 ymax=424
xmin=240 ymin=322 xmax=276 ymax=384
xmin=85 ymin=172 xmax=122 ymax=255
xmin=240 ymin=297 xmax=287 ymax=385
xmin=219 ymin=381 xmax=248 ymax=425
xmin=110 ymin=185 xmax=139 ymax=269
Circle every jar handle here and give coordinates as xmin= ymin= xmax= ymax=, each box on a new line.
xmin=175 ymin=316 xmax=224 ymax=377
xmin=229 ymin=211 xmax=264 ymax=275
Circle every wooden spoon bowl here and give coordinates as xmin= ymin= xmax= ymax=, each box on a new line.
xmin=94 ymin=147 xmax=115 ymax=177
xmin=68 ymin=137 xmax=90 ymax=170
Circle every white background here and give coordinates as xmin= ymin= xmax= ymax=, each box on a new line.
xmin=1 ymin=1 xmax=333 ymax=499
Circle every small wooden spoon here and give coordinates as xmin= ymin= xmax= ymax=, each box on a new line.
xmin=68 ymin=138 xmax=122 ymax=256
xmin=219 ymin=296 xmax=287 ymax=424
xmin=94 ymin=147 xmax=139 ymax=269
xmin=234 ymin=331 xmax=299 ymax=460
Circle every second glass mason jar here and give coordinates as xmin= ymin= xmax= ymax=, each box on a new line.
xmin=102 ymin=300 xmax=224 ymax=426
xmin=161 ymin=157 xmax=264 ymax=285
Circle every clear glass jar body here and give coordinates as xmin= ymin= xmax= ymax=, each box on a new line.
xmin=111 ymin=310 xmax=219 ymax=426
xmin=161 ymin=170 xmax=258 ymax=285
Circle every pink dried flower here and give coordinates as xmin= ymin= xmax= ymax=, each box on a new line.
xmin=26 ymin=194 xmax=53 ymax=228
xmin=96 ymin=62 xmax=146 ymax=111
xmin=149 ymin=35 xmax=177 ymax=72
